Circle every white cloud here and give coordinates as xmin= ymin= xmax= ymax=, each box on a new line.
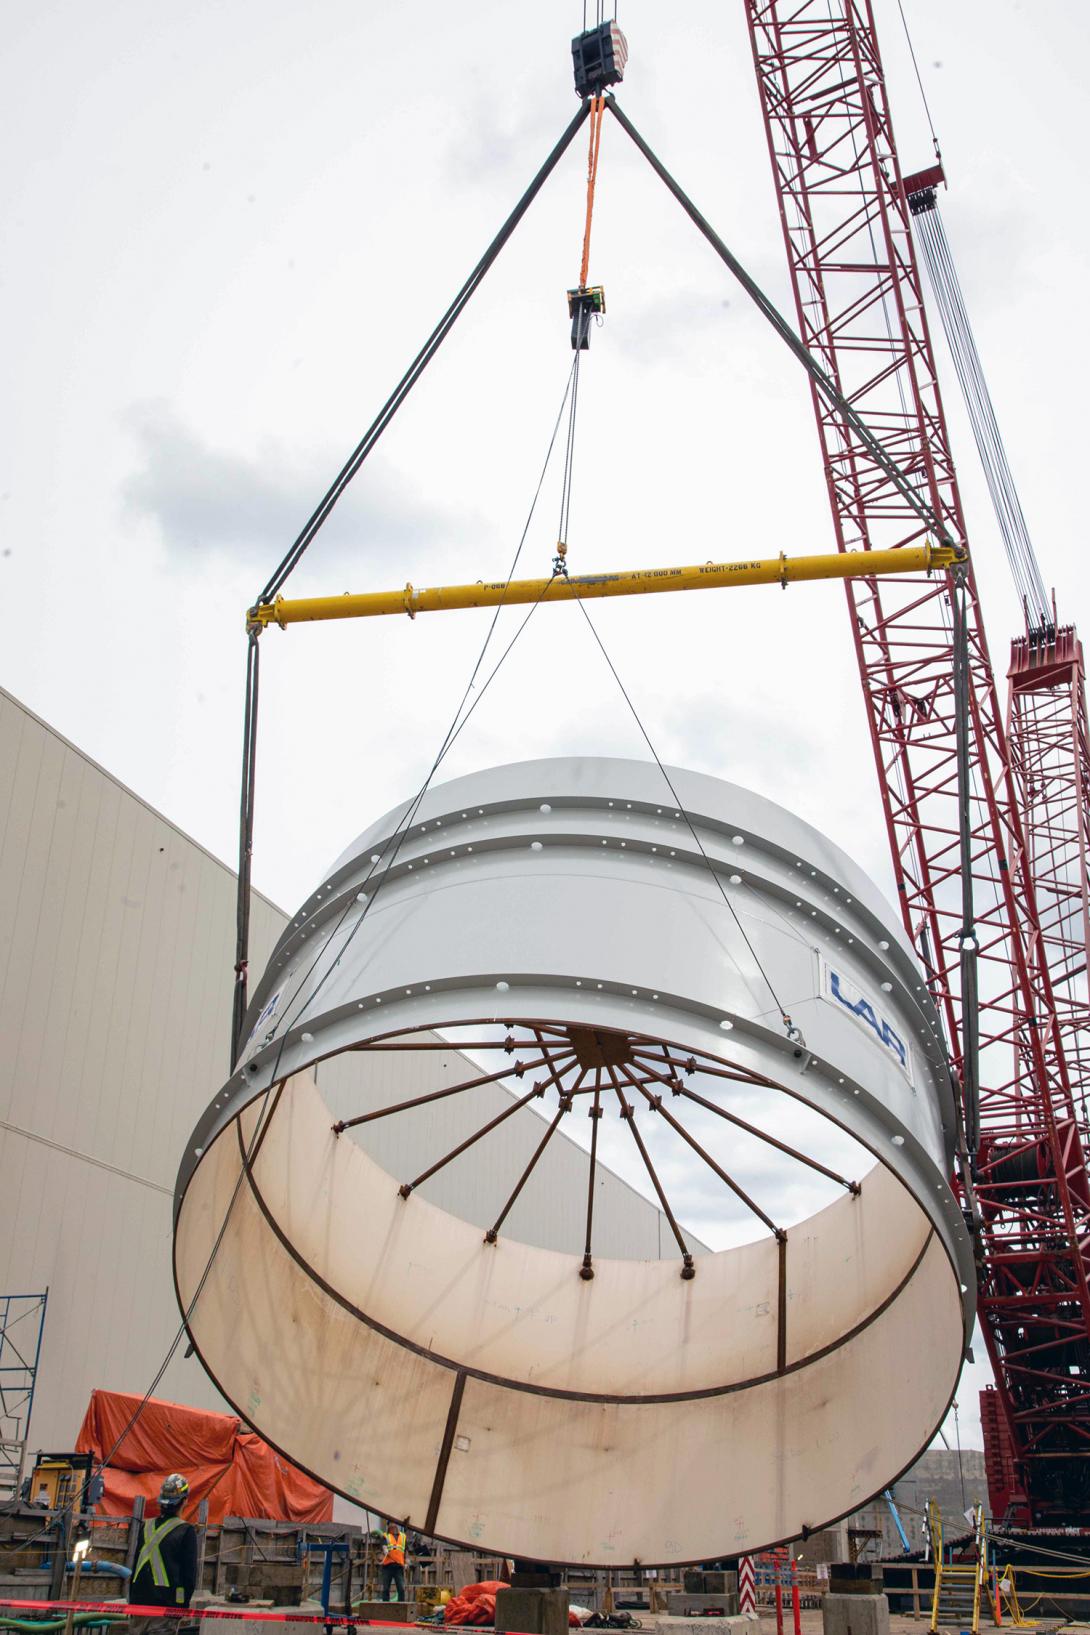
xmin=122 ymin=400 xmax=458 ymax=566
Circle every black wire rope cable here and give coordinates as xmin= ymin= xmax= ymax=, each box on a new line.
xmin=913 ymin=204 xmax=1049 ymax=626
xmin=12 ymin=367 xmax=581 ymax=1550
xmin=567 ymin=592 xmax=800 ymax=1040
xmin=557 ymin=351 xmax=582 ymax=547
xmin=920 ymin=212 xmax=1019 ymax=554
xmin=932 ymin=217 xmax=1040 ymax=608
xmin=545 ymin=229 xmax=798 ymax=1039
xmin=254 ymin=102 xmax=590 ymax=612
xmin=233 ymin=388 xmax=581 ymax=1128
xmin=231 ymin=628 xmax=261 ymax=1058
xmin=895 ymin=0 xmax=941 ymax=156
xmin=232 ymin=108 xmax=591 ymax=1053
xmin=988 ymin=1530 xmax=1090 ymax=1568
xmin=248 ymin=571 xmax=563 ymax=1069
xmin=231 ymin=101 xmax=592 ymax=1051
xmin=30 ymin=542 xmax=569 ymax=1558
xmin=238 ymin=360 xmax=579 ymax=1062
xmin=253 ymin=566 xmax=564 ymax=1069
xmin=545 ymin=353 xmax=798 ymax=1035
xmin=604 ymin=98 xmax=956 ymax=551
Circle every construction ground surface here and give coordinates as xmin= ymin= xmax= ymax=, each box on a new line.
xmin=754 ymin=1615 xmax=1072 ymax=1635
xmin=126 ymin=1610 xmax=1075 ymax=1635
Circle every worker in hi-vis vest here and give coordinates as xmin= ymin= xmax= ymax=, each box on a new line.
xmin=129 ymin=1473 xmax=198 ymax=1633
xmin=380 ymin=1519 xmax=407 ymax=1602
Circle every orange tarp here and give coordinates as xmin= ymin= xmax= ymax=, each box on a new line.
xmin=76 ymin=1390 xmax=333 ymax=1524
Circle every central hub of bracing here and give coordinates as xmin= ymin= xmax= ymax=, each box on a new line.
xmin=564 ymin=1025 xmax=637 ymax=1072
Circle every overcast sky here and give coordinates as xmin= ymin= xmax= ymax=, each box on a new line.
xmin=6 ymin=0 xmax=1089 ymax=1454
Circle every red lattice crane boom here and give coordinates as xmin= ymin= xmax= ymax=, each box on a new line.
xmin=743 ymin=0 xmax=1090 ymax=1522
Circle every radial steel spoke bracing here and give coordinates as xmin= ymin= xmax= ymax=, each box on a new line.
xmin=332 ymin=1021 xmax=843 ymax=1266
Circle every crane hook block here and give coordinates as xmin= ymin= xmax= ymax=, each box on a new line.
xmin=571 ymin=21 xmax=628 ymax=99
xmin=568 ymin=285 xmax=605 ymax=350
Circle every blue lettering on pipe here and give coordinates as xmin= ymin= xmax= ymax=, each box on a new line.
xmin=829 ymin=970 xmax=908 ymax=1069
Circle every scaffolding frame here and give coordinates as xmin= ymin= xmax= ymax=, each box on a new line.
xmin=0 ymin=1290 xmax=48 ymax=1499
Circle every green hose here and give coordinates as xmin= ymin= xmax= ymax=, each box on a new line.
xmin=0 ymin=1617 xmax=125 ymax=1631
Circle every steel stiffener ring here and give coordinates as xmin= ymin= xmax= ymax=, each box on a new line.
xmin=175 ymin=757 xmax=975 ymax=1565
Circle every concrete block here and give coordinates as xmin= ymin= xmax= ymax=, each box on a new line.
xmin=353 ymin=1601 xmax=415 ymax=1622
xmin=665 ymin=1592 xmax=740 ymax=1616
xmin=495 ymin=1586 xmax=570 ymax=1635
xmin=643 ymin=1616 xmax=755 ymax=1635
xmin=225 ymin=1619 xmax=336 ymax=1635
xmin=803 ymin=1527 xmax=848 ymax=1566
xmin=822 ymin=1592 xmax=890 ymax=1635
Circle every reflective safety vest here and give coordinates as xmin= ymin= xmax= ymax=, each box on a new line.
xmin=382 ymin=1529 xmax=406 ymax=1567
xmin=134 ymin=1515 xmax=188 ymax=1603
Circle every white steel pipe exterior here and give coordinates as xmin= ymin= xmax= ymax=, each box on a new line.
xmin=175 ymin=758 xmax=975 ymax=1564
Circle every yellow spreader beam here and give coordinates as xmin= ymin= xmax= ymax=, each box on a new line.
xmin=249 ymin=542 xmax=961 ymax=629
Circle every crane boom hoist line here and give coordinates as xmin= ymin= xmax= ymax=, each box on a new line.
xmin=905 ymin=165 xmax=1090 ymax=1251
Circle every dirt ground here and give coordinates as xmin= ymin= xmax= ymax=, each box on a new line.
xmin=754 ymin=1612 xmax=1078 ymax=1635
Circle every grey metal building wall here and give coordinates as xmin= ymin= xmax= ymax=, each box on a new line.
xmin=869 ymin=1448 xmax=989 ymax=1555
xmin=0 ymin=684 xmax=698 ymax=1466
xmin=0 ymin=685 xmax=288 ymax=1453
xmin=801 ymin=1450 xmax=989 ymax=1563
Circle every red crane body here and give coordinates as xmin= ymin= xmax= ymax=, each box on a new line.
xmin=743 ymin=0 xmax=1090 ymax=1522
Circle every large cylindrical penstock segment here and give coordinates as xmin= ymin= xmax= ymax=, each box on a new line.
xmin=175 ymin=757 xmax=975 ymax=1565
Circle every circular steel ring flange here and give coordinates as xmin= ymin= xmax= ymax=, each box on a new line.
xmin=175 ymin=757 xmax=975 ymax=1565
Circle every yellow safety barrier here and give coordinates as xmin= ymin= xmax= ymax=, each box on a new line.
xmin=997 ymin=1563 xmax=1090 ymax=1627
